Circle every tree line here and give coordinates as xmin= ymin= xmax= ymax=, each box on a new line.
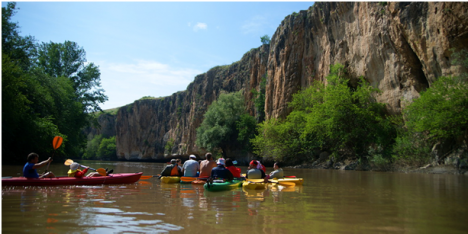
xmin=2 ymin=3 xmax=108 ymax=163
xmin=196 ymin=52 xmax=468 ymax=168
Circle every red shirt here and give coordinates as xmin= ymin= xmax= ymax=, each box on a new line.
xmin=226 ymin=165 xmax=241 ymax=178
xmin=75 ymin=168 xmax=89 ymax=178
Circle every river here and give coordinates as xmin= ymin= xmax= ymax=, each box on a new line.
xmin=2 ymin=160 xmax=468 ymax=233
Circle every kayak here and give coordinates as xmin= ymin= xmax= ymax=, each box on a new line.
xmin=242 ymin=180 xmax=267 ymax=190
xmin=160 ymin=176 xmax=181 ymax=184
xmin=277 ymin=178 xmax=303 ymax=185
xmin=192 ymin=180 xmax=206 ymax=185
xmin=203 ymin=180 xmax=242 ymax=192
xmin=180 ymin=176 xmax=198 ymax=184
xmin=2 ymin=173 xmax=142 ymax=186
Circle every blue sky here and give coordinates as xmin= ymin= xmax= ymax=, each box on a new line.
xmin=4 ymin=1 xmax=315 ymax=110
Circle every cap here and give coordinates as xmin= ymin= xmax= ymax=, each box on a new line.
xmin=70 ymin=162 xmax=80 ymax=170
xmin=170 ymin=159 xmax=177 ymax=164
xmin=250 ymin=160 xmax=258 ymax=166
xmin=217 ymin=158 xmax=225 ymax=165
xmin=189 ymin=155 xmax=196 ymax=159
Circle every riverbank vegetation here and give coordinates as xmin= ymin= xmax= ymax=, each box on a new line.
xmin=2 ymin=3 xmax=108 ymax=163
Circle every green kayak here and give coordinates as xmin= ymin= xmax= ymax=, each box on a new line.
xmin=203 ymin=180 xmax=242 ymax=192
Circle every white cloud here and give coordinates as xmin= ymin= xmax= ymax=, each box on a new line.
xmin=98 ymin=60 xmax=202 ymax=109
xmin=241 ymin=15 xmax=268 ymax=34
xmin=193 ymin=22 xmax=207 ymax=32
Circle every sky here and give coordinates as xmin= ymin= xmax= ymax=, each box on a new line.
xmin=3 ymin=1 xmax=315 ymax=110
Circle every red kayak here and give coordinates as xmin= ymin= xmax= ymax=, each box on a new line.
xmin=2 ymin=172 xmax=143 ymax=186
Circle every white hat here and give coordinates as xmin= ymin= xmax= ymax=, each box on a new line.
xmin=70 ymin=162 xmax=80 ymax=170
xmin=217 ymin=158 xmax=225 ymax=165
xmin=189 ymin=155 xmax=196 ymax=159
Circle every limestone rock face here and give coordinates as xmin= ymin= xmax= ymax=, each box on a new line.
xmin=96 ymin=2 xmax=468 ymax=160
xmin=266 ymin=2 xmax=468 ymax=119
xmin=115 ymin=46 xmax=269 ymax=160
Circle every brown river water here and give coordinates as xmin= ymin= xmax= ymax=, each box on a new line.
xmin=2 ymin=160 xmax=468 ymax=234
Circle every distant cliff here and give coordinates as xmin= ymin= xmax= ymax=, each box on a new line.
xmin=91 ymin=2 xmax=468 ymax=161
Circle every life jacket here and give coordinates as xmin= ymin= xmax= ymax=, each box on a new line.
xmin=170 ymin=165 xmax=180 ymax=176
xmin=68 ymin=169 xmax=80 ymax=177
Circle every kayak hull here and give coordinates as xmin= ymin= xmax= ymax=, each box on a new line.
xmin=277 ymin=178 xmax=303 ymax=185
xmin=242 ymin=181 xmax=266 ymax=190
xmin=2 ymin=173 xmax=143 ymax=186
xmin=160 ymin=176 xmax=180 ymax=184
xmin=203 ymin=180 xmax=242 ymax=192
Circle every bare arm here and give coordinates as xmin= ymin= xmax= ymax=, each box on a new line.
xmin=32 ymin=157 xmax=52 ymax=169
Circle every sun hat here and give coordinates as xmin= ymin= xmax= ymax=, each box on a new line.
xmin=189 ymin=155 xmax=196 ymax=159
xmin=217 ymin=158 xmax=225 ymax=165
xmin=70 ymin=162 xmax=80 ymax=170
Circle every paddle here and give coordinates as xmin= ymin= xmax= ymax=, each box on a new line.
xmin=64 ymin=159 xmax=107 ymax=176
xmin=46 ymin=136 xmax=63 ymax=172
xmin=140 ymin=175 xmax=161 ymax=180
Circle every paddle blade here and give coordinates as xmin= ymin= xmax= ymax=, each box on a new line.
xmin=285 ymin=176 xmax=297 ymax=178
xmin=64 ymin=159 xmax=74 ymax=166
xmin=96 ymin=168 xmax=107 ymax=176
xmin=53 ymin=136 xmax=63 ymax=150
xmin=140 ymin=176 xmax=153 ymax=180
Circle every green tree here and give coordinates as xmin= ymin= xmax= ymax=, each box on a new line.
xmin=36 ymin=41 xmax=108 ymax=113
xmin=251 ymin=74 xmax=267 ymax=122
xmin=252 ymin=64 xmax=395 ymax=162
xmin=83 ymin=135 xmax=103 ymax=159
xmin=196 ymin=91 xmax=251 ymax=156
xmin=97 ymin=136 xmax=117 ymax=160
xmin=260 ymin=35 xmax=271 ymax=45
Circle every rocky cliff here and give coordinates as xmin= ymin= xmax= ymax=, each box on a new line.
xmin=95 ymin=2 xmax=468 ymax=161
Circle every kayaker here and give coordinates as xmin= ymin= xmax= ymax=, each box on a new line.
xmin=246 ymin=160 xmax=265 ymax=179
xmin=210 ymin=158 xmax=234 ymax=181
xmin=68 ymin=162 xmax=103 ymax=178
xmin=268 ymin=162 xmax=284 ymax=179
xmin=199 ymin=152 xmax=217 ymax=178
xmin=176 ymin=159 xmax=183 ymax=171
xmin=182 ymin=155 xmax=200 ymax=177
xmin=68 ymin=162 xmax=89 ymax=178
xmin=159 ymin=159 xmax=182 ymax=178
xmin=225 ymin=158 xmax=241 ymax=178
xmin=23 ymin=152 xmax=56 ymax=178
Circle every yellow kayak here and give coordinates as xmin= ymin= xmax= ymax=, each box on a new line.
xmin=243 ymin=180 xmax=267 ymax=190
xmin=277 ymin=178 xmax=303 ymax=185
xmin=160 ymin=176 xmax=181 ymax=184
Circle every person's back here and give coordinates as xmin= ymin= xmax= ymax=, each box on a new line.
xmin=199 ymin=153 xmax=217 ymax=177
xmin=183 ymin=155 xmax=200 ymax=177
xmin=269 ymin=162 xmax=284 ymax=179
xmin=246 ymin=160 xmax=265 ymax=179
xmin=210 ymin=158 xmax=234 ymax=181
xmin=225 ymin=158 xmax=241 ymax=178
xmin=160 ymin=159 xmax=182 ymax=177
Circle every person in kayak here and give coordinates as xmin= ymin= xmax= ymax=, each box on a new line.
xmin=68 ymin=162 xmax=103 ymax=178
xmin=23 ymin=152 xmax=56 ymax=178
xmin=246 ymin=160 xmax=265 ymax=179
xmin=210 ymin=158 xmax=234 ymax=181
xmin=268 ymin=162 xmax=284 ymax=179
xmin=225 ymin=158 xmax=241 ymax=178
xmin=176 ymin=159 xmax=183 ymax=171
xmin=199 ymin=152 xmax=217 ymax=178
xmin=182 ymin=154 xmax=200 ymax=177
xmin=159 ymin=159 xmax=182 ymax=178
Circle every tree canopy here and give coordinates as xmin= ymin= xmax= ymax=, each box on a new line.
xmin=2 ymin=3 xmax=108 ymax=163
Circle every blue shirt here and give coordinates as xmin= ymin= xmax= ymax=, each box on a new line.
xmin=211 ymin=165 xmax=234 ymax=181
xmin=23 ymin=162 xmax=39 ymax=178
xmin=183 ymin=159 xmax=200 ymax=177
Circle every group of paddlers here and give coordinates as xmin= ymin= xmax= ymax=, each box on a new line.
xmin=159 ymin=152 xmax=284 ymax=181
